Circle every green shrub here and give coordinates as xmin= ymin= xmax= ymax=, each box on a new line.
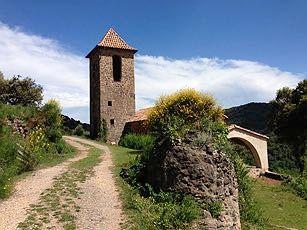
xmin=41 ymin=99 xmax=62 ymax=143
xmin=119 ymin=133 xmax=156 ymax=151
xmin=0 ymin=127 xmax=21 ymax=198
xmin=73 ymin=124 xmax=85 ymax=136
xmin=206 ymin=201 xmax=223 ymax=218
xmin=154 ymin=194 xmax=201 ymax=229
xmin=0 ymin=101 xmax=75 ymax=199
xmin=231 ymin=154 xmax=265 ymax=228
xmin=267 ymin=134 xmax=298 ymax=173
xmin=283 ymin=175 xmax=307 ymax=200
xmin=17 ymin=126 xmax=48 ymax=171
xmin=98 ymin=119 xmax=107 ymax=142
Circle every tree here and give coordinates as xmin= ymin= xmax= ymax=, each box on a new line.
xmin=268 ymin=79 xmax=307 ymax=172
xmin=0 ymin=74 xmax=43 ymax=106
xmin=73 ymin=124 xmax=85 ymax=136
xmin=41 ymin=99 xmax=62 ymax=143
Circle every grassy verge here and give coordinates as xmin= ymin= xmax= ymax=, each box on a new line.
xmin=17 ymin=148 xmax=101 ymax=230
xmin=252 ymin=179 xmax=307 ymax=229
xmin=38 ymin=144 xmax=76 ymax=168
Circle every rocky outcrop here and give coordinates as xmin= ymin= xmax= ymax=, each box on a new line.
xmin=7 ymin=118 xmax=29 ymax=138
xmin=146 ymin=133 xmax=241 ymax=229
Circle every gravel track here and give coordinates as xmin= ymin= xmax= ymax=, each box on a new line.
xmin=64 ymin=136 xmax=124 ymax=230
xmin=0 ymin=138 xmax=88 ymax=230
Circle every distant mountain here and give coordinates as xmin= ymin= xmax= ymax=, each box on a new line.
xmin=61 ymin=102 xmax=272 ymax=135
xmin=225 ymin=102 xmax=272 ymax=134
xmin=62 ymin=115 xmax=90 ymax=133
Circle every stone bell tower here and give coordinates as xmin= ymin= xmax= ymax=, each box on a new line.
xmin=86 ymin=28 xmax=137 ymax=143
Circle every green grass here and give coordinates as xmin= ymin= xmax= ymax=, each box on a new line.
xmin=71 ymin=148 xmax=101 ymax=170
xmin=39 ymin=144 xmax=76 ymax=168
xmin=252 ymin=179 xmax=307 ymax=229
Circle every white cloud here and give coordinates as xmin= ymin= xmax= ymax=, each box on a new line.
xmin=0 ymin=22 xmax=304 ymax=123
xmin=135 ymin=56 xmax=304 ymax=109
xmin=0 ymin=22 xmax=89 ymax=108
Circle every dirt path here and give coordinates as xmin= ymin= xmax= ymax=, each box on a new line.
xmin=64 ymin=136 xmax=124 ymax=230
xmin=0 ymin=138 xmax=88 ymax=230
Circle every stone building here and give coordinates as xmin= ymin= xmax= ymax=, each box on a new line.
xmin=86 ymin=28 xmax=137 ymax=143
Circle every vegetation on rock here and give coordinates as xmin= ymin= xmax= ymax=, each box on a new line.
xmin=148 ymin=88 xmax=224 ymax=141
xmin=120 ymin=88 xmax=264 ymax=229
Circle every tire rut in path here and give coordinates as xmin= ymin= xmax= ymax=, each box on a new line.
xmin=64 ymin=136 xmax=125 ymax=230
xmin=0 ymin=139 xmax=88 ymax=230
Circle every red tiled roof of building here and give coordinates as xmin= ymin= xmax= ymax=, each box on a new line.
xmin=128 ymin=108 xmax=152 ymax=122
xmin=129 ymin=108 xmax=228 ymax=123
xmin=86 ymin=28 xmax=137 ymax=58
xmin=97 ymin=28 xmax=137 ymax=51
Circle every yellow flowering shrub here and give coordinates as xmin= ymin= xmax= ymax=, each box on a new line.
xmin=148 ymin=88 xmax=225 ymax=140
xmin=27 ymin=126 xmax=48 ymax=152
xmin=17 ymin=126 xmax=48 ymax=171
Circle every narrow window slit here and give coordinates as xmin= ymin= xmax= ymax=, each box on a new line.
xmin=112 ymin=55 xmax=122 ymax=81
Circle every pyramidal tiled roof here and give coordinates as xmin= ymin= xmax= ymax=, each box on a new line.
xmin=97 ymin=28 xmax=136 ymax=51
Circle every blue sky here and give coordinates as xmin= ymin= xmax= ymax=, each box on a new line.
xmin=0 ymin=1 xmax=306 ymax=122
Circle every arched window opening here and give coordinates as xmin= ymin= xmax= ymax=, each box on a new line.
xmin=112 ymin=55 xmax=122 ymax=82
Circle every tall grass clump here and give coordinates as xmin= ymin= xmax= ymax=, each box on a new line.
xmin=283 ymin=175 xmax=307 ymax=200
xmin=119 ymin=133 xmax=155 ymax=151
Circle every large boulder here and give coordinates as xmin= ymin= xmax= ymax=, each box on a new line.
xmin=146 ymin=133 xmax=241 ymax=229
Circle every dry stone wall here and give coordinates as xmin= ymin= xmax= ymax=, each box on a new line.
xmin=146 ymin=133 xmax=241 ymax=229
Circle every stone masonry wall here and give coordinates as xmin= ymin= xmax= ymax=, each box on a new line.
xmin=90 ymin=48 xmax=135 ymax=143
xmin=89 ymin=56 xmax=101 ymax=138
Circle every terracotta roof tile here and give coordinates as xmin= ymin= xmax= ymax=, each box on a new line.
xmin=129 ymin=108 xmax=228 ymax=123
xmin=128 ymin=108 xmax=152 ymax=122
xmin=97 ymin=28 xmax=136 ymax=51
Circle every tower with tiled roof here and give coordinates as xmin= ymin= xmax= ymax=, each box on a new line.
xmin=86 ymin=28 xmax=137 ymax=143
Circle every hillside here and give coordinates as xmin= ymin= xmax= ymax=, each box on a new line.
xmin=62 ymin=115 xmax=90 ymax=133
xmin=225 ymin=102 xmax=272 ymax=134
